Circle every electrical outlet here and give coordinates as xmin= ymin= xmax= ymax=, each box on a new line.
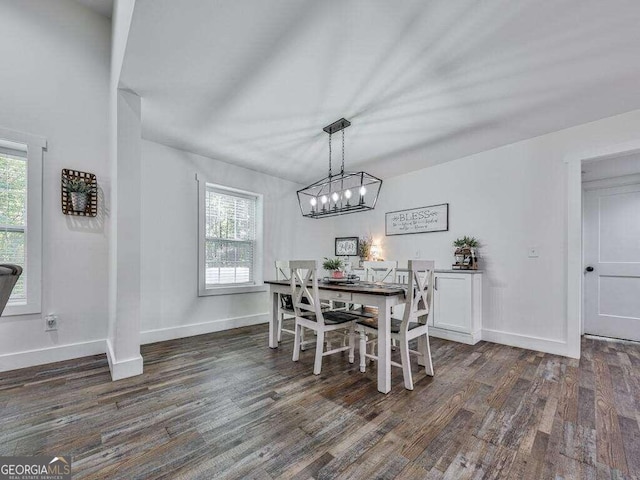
xmin=45 ymin=314 xmax=58 ymax=331
xmin=415 ymin=249 xmax=421 ymax=258
xmin=528 ymin=247 xmax=539 ymax=258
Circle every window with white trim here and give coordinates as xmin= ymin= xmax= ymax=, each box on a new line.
xmin=198 ymin=179 xmax=264 ymax=296
xmin=0 ymin=128 xmax=45 ymax=316
xmin=0 ymin=146 xmax=27 ymax=303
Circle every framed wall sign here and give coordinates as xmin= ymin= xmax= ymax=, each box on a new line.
xmin=335 ymin=237 xmax=359 ymax=256
xmin=385 ymin=203 xmax=449 ymax=236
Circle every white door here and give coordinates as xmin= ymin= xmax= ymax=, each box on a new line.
xmin=583 ymin=183 xmax=640 ymax=341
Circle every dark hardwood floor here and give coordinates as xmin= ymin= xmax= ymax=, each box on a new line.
xmin=1 ymin=324 xmax=639 ymax=479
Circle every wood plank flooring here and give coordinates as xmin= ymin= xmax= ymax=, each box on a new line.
xmin=1 ymin=326 xmax=639 ymax=479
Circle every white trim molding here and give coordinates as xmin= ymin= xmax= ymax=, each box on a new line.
xmin=0 ymin=126 xmax=46 ymax=149
xmin=582 ymin=172 xmax=640 ymax=191
xmin=106 ymin=339 xmax=143 ymax=381
xmin=196 ymin=174 xmax=265 ymax=297
xmin=0 ymin=126 xmax=47 ymax=316
xmin=565 ymin=140 xmax=640 ymax=360
xmin=0 ymin=339 xmax=106 ymax=373
xmin=429 ymin=327 xmax=481 ymax=345
xmin=481 ymin=328 xmax=571 ymax=357
xmin=141 ymin=313 xmax=269 ymax=345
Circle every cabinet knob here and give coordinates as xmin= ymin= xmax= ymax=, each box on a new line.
xmin=585 ymin=266 xmax=594 ymax=273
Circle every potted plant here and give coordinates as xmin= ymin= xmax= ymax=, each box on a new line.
xmin=64 ymin=178 xmax=95 ymax=212
xmin=323 ymin=257 xmax=345 ymax=279
xmin=452 ymin=236 xmax=480 ymax=269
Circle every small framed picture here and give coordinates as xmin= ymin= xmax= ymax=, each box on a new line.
xmin=335 ymin=237 xmax=359 ymax=256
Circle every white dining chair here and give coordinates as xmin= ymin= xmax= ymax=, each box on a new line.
xmin=361 ymin=260 xmax=402 ymax=346
xmin=362 ymin=260 xmax=397 ymax=283
xmin=290 ymin=260 xmax=358 ymax=375
xmin=357 ymin=260 xmax=435 ymax=390
xmin=275 ymin=260 xmax=297 ymax=343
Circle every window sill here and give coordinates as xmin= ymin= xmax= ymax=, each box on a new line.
xmin=199 ymin=284 xmax=268 ymax=297
xmin=2 ymin=303 xmax=41 ymax=317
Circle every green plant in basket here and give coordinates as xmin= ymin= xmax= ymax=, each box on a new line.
xmin=64 ymin=177 xmax=96 ymax=212
xmin=453 ymin=236 xmax=480 ymax=248
xmin=64 ymin=178 xmax=96 ymax=194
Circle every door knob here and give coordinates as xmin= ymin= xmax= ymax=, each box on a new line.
xmin=585 ymin=266 xmax=594 ymax=272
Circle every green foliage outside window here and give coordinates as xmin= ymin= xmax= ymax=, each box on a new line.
xmin=0 ymin=154 xmax=27 ymax=300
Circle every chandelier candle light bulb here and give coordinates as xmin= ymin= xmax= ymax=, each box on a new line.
xmin=344 ymin=188 xmax=352 ymax=206
xmin=359 ymin=185 xmax=367 ymax=205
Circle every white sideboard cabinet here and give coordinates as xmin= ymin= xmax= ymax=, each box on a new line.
xmin=352 ymin=268 xmax=483 ymax=345
xmin=430 ymin=270 xmax=482 ymax=345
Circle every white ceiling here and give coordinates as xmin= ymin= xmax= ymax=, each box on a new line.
xmin=75 ymin=0 xmax=112 ymax=18
xmin=121 ymin=0 xmax=640 ymax=184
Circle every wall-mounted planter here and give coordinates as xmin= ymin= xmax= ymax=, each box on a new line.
xmin=61 ymin=169 xmax=97 ymax=217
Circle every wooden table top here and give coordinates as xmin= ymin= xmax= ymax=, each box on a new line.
xmin=264 ymin=279 xmax=406 ymax=296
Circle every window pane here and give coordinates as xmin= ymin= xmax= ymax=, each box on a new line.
xmin=205 ymin=188 xmax=255 ymax=241
xmin=0 ymin=154 xmax=27 ymax=226
xmin=205 ymin=239 xmax=253 ymax=284
xmin=0 ymin=153 xmax=27 ymax=303
xmin=205 ymin=186 xmax=257 ymax=286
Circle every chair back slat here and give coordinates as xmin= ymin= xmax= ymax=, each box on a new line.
xmin=275 ymin=260 xmax=290 ymax=281
xmin=289 ymin=260 xmax=325 ymax=325
xmin=402 ymin=260 xmax=435 ymax=328
xmin=275 ymin=260 xmax=293 ymax=310
xmin=363 ymin=260 xmax=397 ymax=283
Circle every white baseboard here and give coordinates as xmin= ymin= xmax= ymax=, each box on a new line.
xmin=429 ymin=327 xmax=481 ymax=345
xmin=0 ymin=314 xmax=269 ymax=376
xmin=140 ymin=313 xmax=269 ymax=345
xmin=0 ymin=339 xmax=106 ymax=373
xmin=106 ymin=339 xmax=143 ymax=381
xmin=481 ymin=328 xmax=572 ymax=357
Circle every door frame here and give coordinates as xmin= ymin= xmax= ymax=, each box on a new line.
xmin=565 ymin=140 xmax=640 ymax=358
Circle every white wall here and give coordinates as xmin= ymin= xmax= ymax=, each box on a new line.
xmin=139 ymin=140 xmax=330 ymax=343
xmin=0 ymin=1 xmax=111 ymax=371
xmin=333 ymin=109 xmax=640 ymax=357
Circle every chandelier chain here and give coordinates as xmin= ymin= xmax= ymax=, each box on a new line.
xmin=328 ymin=132 xmax=332 ymax=177
xmin=341 ymin=128 xmax=345 ymax=174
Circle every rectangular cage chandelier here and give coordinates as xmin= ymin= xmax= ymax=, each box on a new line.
xmin=297 ymin=118 xmax=382 ymax=219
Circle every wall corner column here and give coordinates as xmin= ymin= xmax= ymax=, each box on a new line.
xmin=107 ymin=0 xmax=142 ymax=380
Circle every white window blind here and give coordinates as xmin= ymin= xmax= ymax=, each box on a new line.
xmin=205 ymin=185 xmax=257 ymax=287
xmin=0 ymin=146 xmax=27 ymax=304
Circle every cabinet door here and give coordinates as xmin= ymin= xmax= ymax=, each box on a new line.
xmin=432 ymin=274 xmax=472 ymax=332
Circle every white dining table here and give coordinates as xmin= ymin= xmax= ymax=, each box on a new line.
xmin=264 ymin=279 xmax=406 ymax=394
